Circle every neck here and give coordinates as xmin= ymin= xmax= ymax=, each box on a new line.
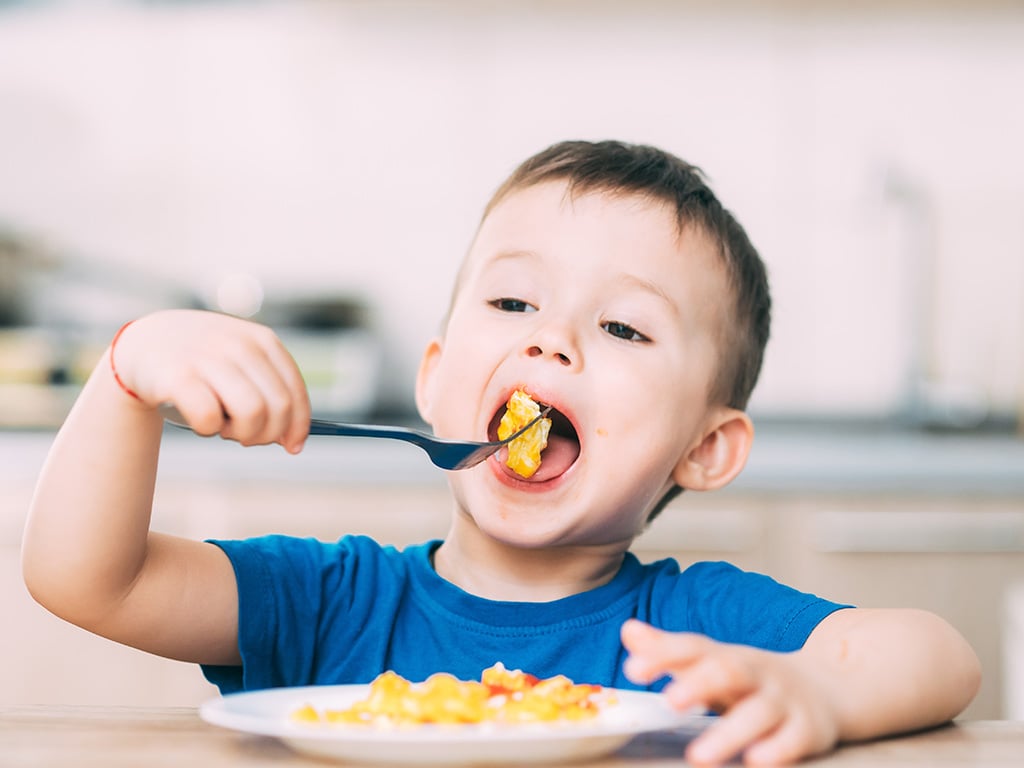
xmin=432 ymin=525 xmax=627 ymax=602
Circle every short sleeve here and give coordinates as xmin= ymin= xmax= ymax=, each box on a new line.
xmin=652 ymin=560 xmax=852 ymax=652
xmin=201 ymin=535 xmax=353 ymax=693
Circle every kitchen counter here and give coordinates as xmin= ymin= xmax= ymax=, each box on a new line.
xmin=1 ymin=706 xmax=1022 ymax=768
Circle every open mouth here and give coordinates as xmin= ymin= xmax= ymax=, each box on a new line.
xmin=488 ymin=397 xmax=581 ymax=482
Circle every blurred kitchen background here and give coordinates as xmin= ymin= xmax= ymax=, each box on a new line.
xmin=2 ymin=0 xmax=1024 ymax=720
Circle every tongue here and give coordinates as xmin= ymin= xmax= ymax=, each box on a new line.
xmin=502 ymin=433 xmax=580 ymax=482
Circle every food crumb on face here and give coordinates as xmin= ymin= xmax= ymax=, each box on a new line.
xmin=497 ymin=389 xmax=552 ymax=478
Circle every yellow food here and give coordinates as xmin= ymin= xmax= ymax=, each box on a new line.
xmin=292 ymin=663 xmax=609 ymax=727
xmin=497 ymin=389 xmax=552 ymax=478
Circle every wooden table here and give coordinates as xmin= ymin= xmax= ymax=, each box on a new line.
xmin=1 ymin=706 xmax=1022 ymax=767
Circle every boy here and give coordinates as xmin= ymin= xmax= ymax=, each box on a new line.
xmin=23 ymin=140 xmax=979 ymax=766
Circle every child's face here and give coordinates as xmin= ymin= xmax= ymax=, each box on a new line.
xmin=417 ymin=180 xmax=737 ymax=549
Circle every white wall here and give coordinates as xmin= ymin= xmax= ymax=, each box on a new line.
xmin=0 ymin=0 xmax=1021 ymax=418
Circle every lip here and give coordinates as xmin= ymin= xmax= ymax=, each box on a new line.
xmin=487 ymin=453 xmax=577 ymax=490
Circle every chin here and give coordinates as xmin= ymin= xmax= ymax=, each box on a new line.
xmin=454 ymin=495 xmax=576 ymax=550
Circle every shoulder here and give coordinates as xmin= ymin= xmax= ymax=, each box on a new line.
xmin=635 ymin=556 xmax=742 ymax=595
xmin=208 ymin=534 xmax=435 ymax=589
xmin=642 ymin=557 xmax=806 ymax=596
xmin=640 ymin=557 xmax=850 ymax=652
xmin=211 ymin=532 xmax=413 ymax=559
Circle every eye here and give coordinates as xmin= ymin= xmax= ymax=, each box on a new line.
xmin=489 ymin=297 xmax=536 ymax=313
xmin=602 ymin=320 xmax=650 ymax=343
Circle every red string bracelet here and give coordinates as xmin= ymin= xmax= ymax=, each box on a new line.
xmin=109 ymin=320 xmax=142 ymax=402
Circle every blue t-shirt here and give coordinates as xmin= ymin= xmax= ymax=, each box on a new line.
xmin=202 ymin=535 xmax=849 ymax=694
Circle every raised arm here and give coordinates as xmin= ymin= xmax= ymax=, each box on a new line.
xmin=21 ymin=309 xmax=311 ymax=665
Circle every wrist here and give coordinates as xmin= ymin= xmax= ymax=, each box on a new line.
xmin=109 ymin=320 xmax=143 ymax=403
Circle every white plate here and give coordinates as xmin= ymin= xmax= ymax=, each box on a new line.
xmin=200 ymin=684 xmax=711 ymax=765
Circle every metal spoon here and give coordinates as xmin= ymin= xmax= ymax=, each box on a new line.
xmin=159 ymin=404 xmax=548 ymax=471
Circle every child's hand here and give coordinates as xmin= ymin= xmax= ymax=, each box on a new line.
xmin=112 ymin=309 xmax=311 ymax=454
xmin=621 ymin=619 xmax=840 ymax=766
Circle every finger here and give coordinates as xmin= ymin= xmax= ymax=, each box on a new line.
xmin=227 ymin=348 xmax=301 ymax=449
xmin=742 ymin=707 xmax=834 ymax=766
xmin=684 ymin=693 xmax=784 ymax=767
xmin=621 ymin=620 xmax=710 ymax=684
xmin=171 ymin=380 xmax=228 ymax=437
xmin=663 ymin=652 xmax=761 ymax=713
xmin=622 ymin=619 xmax=712 ymax=661
xmin=201 ymin=362 xmax=276 ymax=446
xmin=206 ymin=323 xmax=309 ymax=450
xmin=255 ymin=335 xmax=311 ymax=454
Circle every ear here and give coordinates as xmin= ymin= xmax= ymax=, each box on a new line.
xmin=672 ymin=408 xmax=754 ymax=492
xmin=414 ymin=337 xmax=444 ymax=426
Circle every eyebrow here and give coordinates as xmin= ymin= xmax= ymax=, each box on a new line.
xmin=481 ymin=249 xmax=542 ymax=268
xmin=476 ymin=251 xmax=679 ymax=316
xmin=613 ymin=272 xmax=680 ymax=317
xmin=466 ymin=250 xmax=543 ymax=288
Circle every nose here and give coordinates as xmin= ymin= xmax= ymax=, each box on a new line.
xmin=523 ymin=322 xmax=580 ymax=369
xmin=527 ymin=344 xmax=571 ymax=366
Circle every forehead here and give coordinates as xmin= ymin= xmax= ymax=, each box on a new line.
xmin=462 ymin=180 xmax=723 ymax=289
xmin=480 ymin=179 xmax=675 ymax=238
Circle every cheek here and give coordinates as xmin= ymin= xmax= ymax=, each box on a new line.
xmin=587 ymin=373 xmax=696 ymax=483
xmin=441 ymin=306 xmax=498 ymax=361
xmin=434 ymin=339 xmax=495 ymax=391
xmin=423 ymin=335 xmax=503 ymax=425
xmin=595 ymin=356 xmax=691 ymax=428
